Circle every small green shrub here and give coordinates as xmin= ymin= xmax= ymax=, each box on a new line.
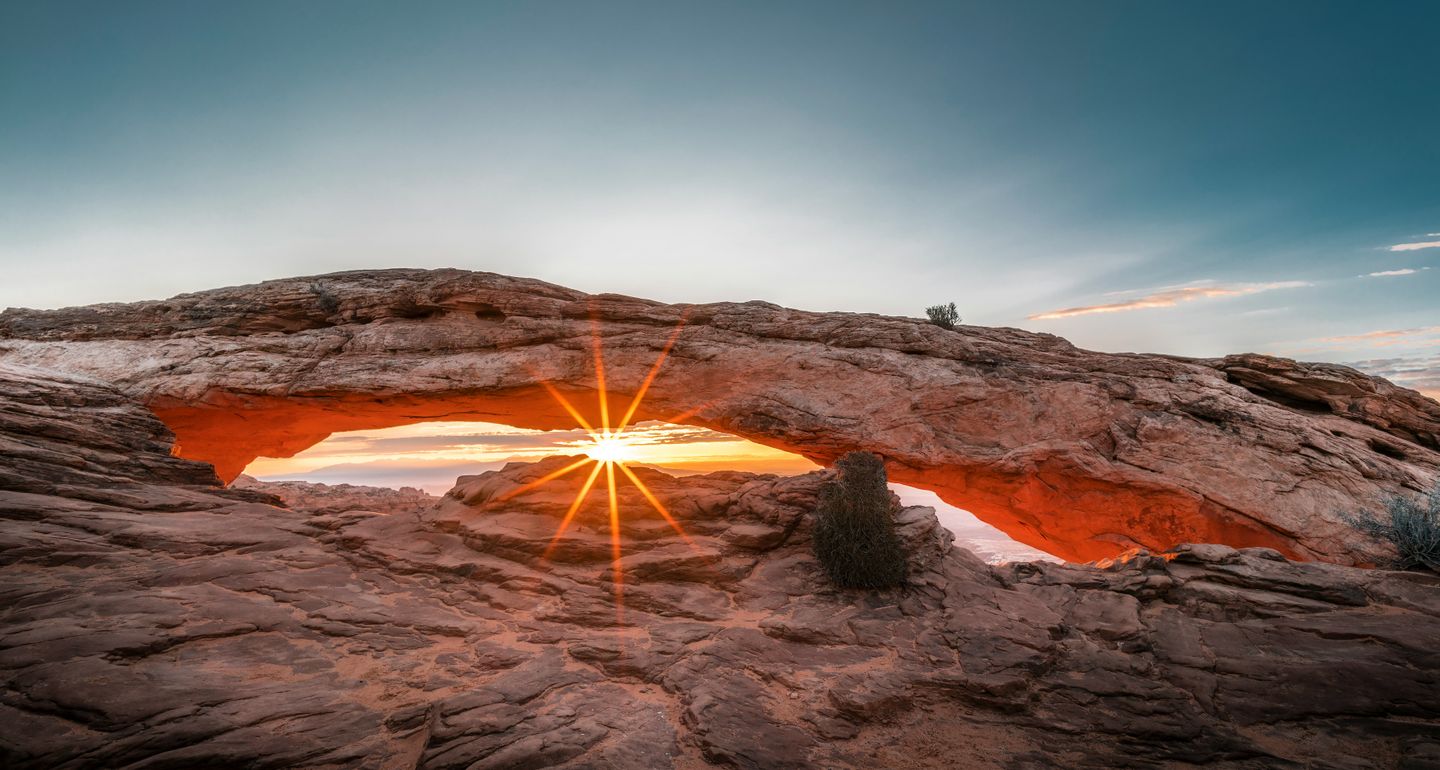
xmin=925 ymin=302 xmax=960 ymax=330
xmin=1343 ymin=482 xmax=1440 ymax=572
xmin=812 ymin=451 xmax=907 ymax=588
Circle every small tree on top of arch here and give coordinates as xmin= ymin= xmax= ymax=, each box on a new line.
xmin=925 ymin=302 xmax=960 ymax=330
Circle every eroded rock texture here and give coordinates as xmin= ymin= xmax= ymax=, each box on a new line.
xmin=2 ymin=364 xmax=1438 ymax=769
xmin=1 ymin=270 xmax=1437 ymax=564
xmin=232 ymin=473 xmax=438 ymax=517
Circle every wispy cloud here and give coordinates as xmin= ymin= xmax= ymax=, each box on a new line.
xmin=1027 ymin=280 xmax=1310 ymax=321
xmin=1387 ymin=240 xmax=1440 ymax=252
xmin=298 ymin=423 xmax=740 ymax=458
xmin=244 ymin=419 xmax=811 ymax=481
xmin=1361 ymin=267 xmax=1428 ymax=277
xmin=1348 ymin=354 xmax=1440 ymax=400
xmin=1319 ymin=326 xmax=1440 ymax=348
xmin=317 ymin=429 xmax=591 ymax=456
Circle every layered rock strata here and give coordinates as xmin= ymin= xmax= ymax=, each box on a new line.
xmin=2 ymin=364 xmax=1437 ymax=769
xmin=2 ymin=270 xmax=1436 ymax=563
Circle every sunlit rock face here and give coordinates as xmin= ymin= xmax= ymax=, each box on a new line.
xmin=231 ymin=473 xmax=438 ymax=516
xmin=2 ymin=268 xmax=1437 ymax=564
xmin=3 ymin=364 xmax=1439 ymax=768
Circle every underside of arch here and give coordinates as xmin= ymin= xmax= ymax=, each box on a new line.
xmin=150 ymin=385 xmax=1323 ymax=564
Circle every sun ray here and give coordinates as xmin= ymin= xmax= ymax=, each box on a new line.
xmin=591 ymin=316 xmax=611 ymax=436
xmin=615 ymin=318 xmax=686 ymax=434
xmin=498 ymin=456 xmax=593 ymax=501
xmin=508 ymin=318 xmax=701 ymax=623
xmin=657 ymin=399 xmax=718 ymax=426
xmin=542 ymin=460 xmax=605 ymax=560
xmin=604 ymin=459 xmax=624 ymax=618
xmin=617 ymin=462 xmax=700 ymax=552
xmin=539 ymin=381 xmax=598 ymax=435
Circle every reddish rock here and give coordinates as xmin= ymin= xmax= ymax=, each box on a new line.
xmin=2 ymin=364 xmax=1438 ymax=768
xmin=1 ymin=269 xmax=1436 ymax=563
xmin=231 ymin=474 xmax=437 ymax=517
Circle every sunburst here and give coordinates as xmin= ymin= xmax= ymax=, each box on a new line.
xmin=514 ymin=316 xmax=695 ymax=620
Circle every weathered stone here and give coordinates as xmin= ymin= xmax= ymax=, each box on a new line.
xmin=232 ymin=473 xmax=437 ymax=517
xmin=2 ymin=364 xmax=1439 ymax=768
xmin=2 ymin=270 xmax=1437 ymax=563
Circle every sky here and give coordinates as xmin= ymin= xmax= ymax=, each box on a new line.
xmin=245 ymin=420 xmax=821 ymax=490
xmin=7 ymin=2 xmax=1434 ymax=561
xmin=2 ymin=1 xmax=1437 ymax=392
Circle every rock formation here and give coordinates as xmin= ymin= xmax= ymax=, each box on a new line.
xmin=232 ymin=473 xmax=438 ymax=517
xmin=2 ymin=269 xmax=1435 ymax=563
xmin=2 ymin=363 xmax=1439 ymax=768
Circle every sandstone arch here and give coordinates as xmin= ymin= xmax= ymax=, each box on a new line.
xmin=2 ymin=268 xmax=1436 ymax=564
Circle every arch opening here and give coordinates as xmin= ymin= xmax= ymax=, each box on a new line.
xmin=148 ymin=368 xmax=1304 ymax=566
xmin=239 ymin=417 xmax=1057 ymax=564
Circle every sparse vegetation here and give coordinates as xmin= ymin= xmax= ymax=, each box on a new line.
xmin=925 ymin=302 xmax=960 ymax=330
xmin=1343 ymin=482 xmax=1440 ymax=572
xmin=812 ymin=451 xmax=908 ymax=588
xmin=308 ymin=281 xmax=341 ymax=315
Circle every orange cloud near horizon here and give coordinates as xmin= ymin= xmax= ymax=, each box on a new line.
xmin=1318 ymin=326 xmax=1440 ymax=347
xmin=245 ymin=420 xmax=820 ymax=486
xmin=1027 ymin=281 xmax=1310 ymax=321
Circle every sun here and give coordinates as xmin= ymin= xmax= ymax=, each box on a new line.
xmin=501 ymin=313 xmax=701 ymax=622
xmin=584 ymin=433 xmax=636 ymax=464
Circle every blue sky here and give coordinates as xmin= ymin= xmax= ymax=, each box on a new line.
xmin=2 ymin=1 xmax=1437 ymax=393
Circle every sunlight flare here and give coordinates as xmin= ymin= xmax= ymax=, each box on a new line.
xmin=584 ymin=434 xmax=637 ymax=464
xmin=542 ymin=460 xmax=605 ymax=560
xmin=498 ymin=456 xmax=593 ymax=501
xmin=605 ymin=459 xmax=623 ymax=617
xmin=538 ymin=381 xmax=597 ymax=435
xmin=525 ymin=316 xmax=701 ymax=621
xmin=591 ymin=315 xmax=611 ymax=435
xmin=616 ymin=318 xmax=686 ymax=434
xmin=617 ymin=462 xmax=698 ymax=550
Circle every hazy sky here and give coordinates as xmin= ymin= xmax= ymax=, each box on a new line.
xmin=3 ymin=1 xmax=1437 ymax=393
xmin=246 ymin=420 xmax=819 ymax=486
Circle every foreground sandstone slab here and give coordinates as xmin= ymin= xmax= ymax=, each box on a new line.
xmin=2 ymin=364 xmax=1438 ymax=769
xmin=1 ymin=269 xmax=1437 ymax=563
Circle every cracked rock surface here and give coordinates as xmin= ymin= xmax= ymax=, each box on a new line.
xmin=1 ymin=269 xmax=1437 ymax=564
xmin=2 ymin=364 xmax=1439 ymax=769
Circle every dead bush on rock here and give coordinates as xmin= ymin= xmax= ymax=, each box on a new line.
xmin=1343 ymin=482 xmax=1440 ymax=572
